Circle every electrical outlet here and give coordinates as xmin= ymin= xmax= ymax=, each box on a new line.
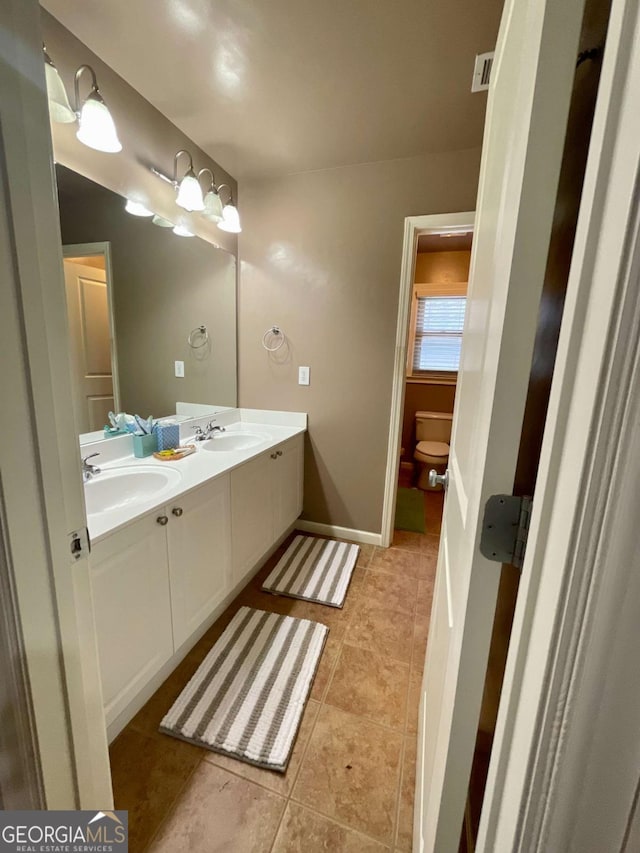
xmin=298 ymin=366 xmax=310 ymax=385
xmin=175 ymin=360 xmax=185 ymax=378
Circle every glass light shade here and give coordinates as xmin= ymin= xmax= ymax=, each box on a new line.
xmin=173 ymin=224 xmax=194 ymax=237
xmin=152 ymin=214 xmax=174 ymax=227
xmin=217 ymin=203 xmax=241 ymax=233
xmin=45 ymin=61 xmax=75 ymax=123
xmin=175 ymin=171 xmax=205 ymax=211
xmin=202 ymin=189 xmax=224 ymax=221
xmin=125 ymin=200 xmax=153 ymax=217
xmin=76 ymin=91 xmax=122 ymax=153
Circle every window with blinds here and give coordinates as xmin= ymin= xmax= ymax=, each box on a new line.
xmin=411 ymin=295 xmax=466 ymax=373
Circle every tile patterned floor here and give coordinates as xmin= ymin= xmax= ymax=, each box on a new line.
xmin=109 ymin=489 xmax=444 ymax=852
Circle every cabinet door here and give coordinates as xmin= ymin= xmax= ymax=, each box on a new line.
xmin=272 ymin=435 xmax=304 ymax=538
xmin=167 ymin=475 xmax=231 ymax=649
xmin=231 ymin=451 xmax=273 ymax=585
xmin=90 ymin=513 xmax=173 ymax=726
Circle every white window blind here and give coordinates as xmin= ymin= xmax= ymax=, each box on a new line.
xmin=412 ymin=295 xmax=466 ymax=373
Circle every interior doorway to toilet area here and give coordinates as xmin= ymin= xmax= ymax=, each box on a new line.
xmin=386 ymin=214 xmax=474 ymax=541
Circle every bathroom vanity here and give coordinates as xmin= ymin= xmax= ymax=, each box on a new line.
xmin=82 ymin=408 xmax=306 ymax=741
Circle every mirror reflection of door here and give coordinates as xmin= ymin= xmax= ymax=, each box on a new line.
xmin=63 ymin=247 xmax=118 ymax=433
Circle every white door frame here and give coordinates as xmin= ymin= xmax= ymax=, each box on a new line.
xmin=479 ymin=0 xmax=640 ymax=846
xmin=381 ymin=212 xmax=475 ymax=547
xmin=63 ymin=241 xmax=121 ymax=415
xmin=1 ymin=0 xmax=112 ymax=808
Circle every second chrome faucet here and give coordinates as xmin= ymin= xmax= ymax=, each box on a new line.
xmin=193 ymin=421 xmax=226 ymax=442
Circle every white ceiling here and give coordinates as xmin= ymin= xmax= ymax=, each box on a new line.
xmin=41 ymin=0 xmax=504 ymax=180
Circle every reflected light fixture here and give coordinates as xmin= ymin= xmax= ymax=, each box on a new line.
xmin=43 ymin=44 xmax=75 ymax=123
xmin=74 ymin=65 xmax=122 ymax=153
xmin=173 ymin=224 xmax=194 ymax=237
xmin=125 ymin=199 xmax=153 ymax=217
xmin=198 ymin=168 xmax=224 ymax=222
xmin=174 ymin=150 xmax=204 ymax=212
xmin=152 ymin=214 xmax=174 ymax=227
xmin=216 ymin=184 xmax=242 ymax=233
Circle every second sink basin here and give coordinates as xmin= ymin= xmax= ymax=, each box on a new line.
xmin=201 ymin=432 xmax=269 ymax=452
xmin=84 ymin=465 xmax=181 ymax=516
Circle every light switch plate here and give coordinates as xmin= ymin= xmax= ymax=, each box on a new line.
xmin=175 ymin=360 xmax=185 ymax=378
xmin=298 ymin=366 xmax=310 ymax=385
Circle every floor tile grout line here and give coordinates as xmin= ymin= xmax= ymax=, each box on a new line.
xmin=287 ymin=794 xmax=396 ymax=849
xmin=393 ymin=735 xmax=410 ymax=851
xmin=141 ymin=754 xmax=201 ymax=852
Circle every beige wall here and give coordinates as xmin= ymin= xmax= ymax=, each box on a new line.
xmin=238 ymin=151 xmax=481 ymax=533
xmin=41 ymin=10 xmax=238 ymax=255
xmin=58 ymin=170 xmax=237 ymax=418
xmin=414 ymin=249 xmax=471 ymax=284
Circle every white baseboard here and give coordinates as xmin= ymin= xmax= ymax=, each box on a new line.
xmin=295 ymin=519 xmax=382 ymax=547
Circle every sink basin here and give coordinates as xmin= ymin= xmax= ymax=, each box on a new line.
xmin=201 ymin=432 xmax=269 ymax=452
xmin=84 ymin=466 xmax=181 ymax=516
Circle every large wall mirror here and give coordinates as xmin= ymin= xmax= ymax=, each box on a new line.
xmin=55 ymin=165 xmax=237 ymax=438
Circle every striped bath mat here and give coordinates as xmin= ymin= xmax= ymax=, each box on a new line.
xmin=160 ymin=607 xmax=327 ymax=772
xmin=261 ymin=534 xmax=360 ymax=608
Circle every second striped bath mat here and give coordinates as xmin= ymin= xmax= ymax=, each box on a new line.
xmin=261 ymin=534 xmax=360 ymax=608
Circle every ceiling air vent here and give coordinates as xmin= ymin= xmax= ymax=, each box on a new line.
xmin=471 ymin=51 xmax=494 ymax=92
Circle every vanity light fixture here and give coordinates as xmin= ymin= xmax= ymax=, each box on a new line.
xmin=152 ymin=214 xmax=175 ymax=227
xmin=216 ymin=184 xmax=242 ymax=233
xmin=173 ymin=224 xmax=194 ymax=237
xmin=74 ymin=65 xmax=122 ymax=153
xmin=125 ymin=199 xmax=154 ymax=217
xmin=174 ymin=150 xmax=205 ymax=212
xmin=43 ymin=45 xmax=75 ymax=123
xmin=198 ymin=168 xmax=224 ymax=222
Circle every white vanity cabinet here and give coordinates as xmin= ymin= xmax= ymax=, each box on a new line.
xmin=231 ymin=434 xmax=304 ymax=584
xmin=272 ymin=435 xmax=304 ymax=539
xmin=89 ymin=427 xmax=305 ymax=737
xmin=166 ymin=475 xmax=231 ymax=649
xmin=90 ymin=512 xmax=174 ymax=727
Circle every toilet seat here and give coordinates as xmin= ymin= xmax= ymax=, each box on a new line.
xmin=414 ymin=440 xmax=450 ymax=464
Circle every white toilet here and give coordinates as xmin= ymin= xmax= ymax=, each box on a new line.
xmin=413 ymin=411 xmax=453 ymax=490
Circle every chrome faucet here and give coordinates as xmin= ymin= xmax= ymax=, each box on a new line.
xmin=193 ymin=421 xmax=226 ymax=441
xmin=82 ymin=452 xmax=101 ymax=482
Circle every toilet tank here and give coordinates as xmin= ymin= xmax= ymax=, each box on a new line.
xmin=415 ymin=411 xmax=453 ymax=443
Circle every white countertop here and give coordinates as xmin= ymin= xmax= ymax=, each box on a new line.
xmin=84 ymin=413 xmax=306 ymax=544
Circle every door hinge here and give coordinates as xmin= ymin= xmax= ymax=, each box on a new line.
xmin=69 ymin=527 xmax=91 ymax=562
xmin=480 ymin=495 xmax=533 ymax=569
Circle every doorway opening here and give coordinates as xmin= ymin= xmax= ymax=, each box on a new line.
xmin=396 ymin=230 xmax=474 ymax=539
xmin=62 ymin=243 xmax=119 ymax=436
xmin=381 ymin=212 xmax=475 ymax=550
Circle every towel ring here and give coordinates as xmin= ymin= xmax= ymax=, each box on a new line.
xmin=262 ymin=325 xmax=285 ymax=352
xmin=187 ymin=325 xmax=210 ymax=349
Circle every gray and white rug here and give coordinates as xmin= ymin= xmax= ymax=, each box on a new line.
xmin=160 ymin=607 xmax=327 ymax=772
xmin=261 ymin=534 xmax=360 ymax=608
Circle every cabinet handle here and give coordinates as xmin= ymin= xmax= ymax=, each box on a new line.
xmin=157 ymin=516 xmax=169 ymax=526
xmin=276 ymin=450 xmax=283 ymax=457
xmin=270 ymin=452 xmax=278 ymax=459
xmin=172 ymin=507 xmax=183 ymax=517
